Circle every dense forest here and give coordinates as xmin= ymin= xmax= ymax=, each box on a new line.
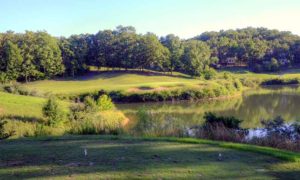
xmin=1 ymin=26 xmax=300 ymax=82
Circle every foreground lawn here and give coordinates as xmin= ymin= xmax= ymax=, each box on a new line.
xmin=0 ymin=136 xmax=299 ymax=179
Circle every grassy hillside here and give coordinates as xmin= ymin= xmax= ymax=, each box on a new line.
xmin=19 ymin=69 xmax=300 ymax=97
xmin=0 ymin=136 xmax=299 ymax=179
xmin=0 ymin=92 xmax=69 ymax=119
xmin=19 ymin=71 xmax=204 ymax=95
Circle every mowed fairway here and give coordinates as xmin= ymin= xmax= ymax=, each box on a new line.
xmin=0 ymin=136 xmax=299 ymax=179
xmin=20 ymin=69 xmax=300 ymax=96
xmin=20 ymin=72 xmax=201 ymax=95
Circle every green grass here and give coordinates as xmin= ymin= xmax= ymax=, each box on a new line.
xmin=19 ymin=71 xmax=203 ymax=95
xmin=219 ymin=68 xmax=300 ymax=80
xmin=0 ymin=92 xmax=69 ymax=119
xmin=152 ymin=137 xmax=300 ymax=162
xmin=0 ymin=135 xmax=300 ymax=179
xmin=19 ymin=69 xmax=300 ymax=96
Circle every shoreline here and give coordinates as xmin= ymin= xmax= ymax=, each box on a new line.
xmin=3 ymin=78 xmax=300 ymax=104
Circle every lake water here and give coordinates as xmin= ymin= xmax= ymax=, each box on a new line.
xmin=117 ymin=86 xmax=300 ymax=136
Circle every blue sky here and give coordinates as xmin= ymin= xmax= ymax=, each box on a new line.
xmin=1 ymin=0 xmax=300 ymax=38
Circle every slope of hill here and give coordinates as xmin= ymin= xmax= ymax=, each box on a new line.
xmin=20 ymin=71 xmax=202 ymax=95
xmin=19 ymin=69 xmax=300 ymax=97
xmin=0 ymin=92 xmax=69 ymax=119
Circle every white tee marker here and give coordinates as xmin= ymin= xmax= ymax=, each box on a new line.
xmin=84 ymin=148 xmax=88 ymax=156
xmin=218 ymin=153 xmax=222 ymax=161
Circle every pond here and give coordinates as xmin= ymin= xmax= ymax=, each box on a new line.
xmin=117 ymin=86 xmax=300 ymax=136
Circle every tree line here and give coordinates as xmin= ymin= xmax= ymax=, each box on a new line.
xmin=1 ymin=26 xmax=300 ymax=83
xmin=196 ymin=27 xmax=300 ymax=72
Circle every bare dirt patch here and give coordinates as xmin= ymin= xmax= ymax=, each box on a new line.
xmin=128 ymin=87 xmax=152 ymax=93
xmin=128 ymin=86 xmax=169 ymax=93
xmin=153 ymin=87 xmax=169 ymax=91
xmin=122 ymin=117 xmax=130 ymax=126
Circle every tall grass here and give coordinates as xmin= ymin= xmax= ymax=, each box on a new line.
xmin=69 ymin=110 xmax=126 ymax=135
xmin=3 ymin=119 xmax=67 ymax=138
xmin=2 ymin=110 xmax=127 ymax=138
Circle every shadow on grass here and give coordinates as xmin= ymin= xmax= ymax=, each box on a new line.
xmin=0 ymin=138 xmax=299 ymax=179
xmin=0 ymin=115 xmax=43 ymax=123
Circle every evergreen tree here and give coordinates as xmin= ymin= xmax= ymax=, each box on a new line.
xmin=42 ymin=97 xmax=64 ymax=127
xmin=97 ymin=94 xmax=115 ymax=111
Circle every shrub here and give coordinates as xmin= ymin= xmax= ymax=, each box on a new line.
xmin=3 ymin=84 xmax=20 ymax=94
xmin=0 ymin=119 xmax=14 ymax=140
xmin=84 ymin=96 xmax=98 ymax=113
xmin=42 ymin=96 xmax=65 ymax=127
xmin=94 ymin=83 xmax=241 ymax=103
xmin=240 ymin=78 xmax=261 ymax=87
xmin=223 ymin=72 xmax=231 ymax=80
xmin=261 ymin=78 xmax=299 ymax=85
xmin=109 ymin=91 xmax=125 ymax=101
xmin=212 ymin=86 xmax=224 ymax=97
xmin=202 ymin=88 xmax=216 ymax=98
xmin=202 ymin=67 xmax=217 ymax=80
xmin=0 ymin=73 xmax=9 ymax=84
xmin=270 ymin=58 xmax=279 ymax=70
xmin=233 ymin=79 xmax=243 ymax=91
xmin=195 ymin=123 xmax=246 ymax=142
xmin=69 ymin=103 xmax=89 ymax=121
xmin=97 ymin=94 xmax=115 ymax=111
xmin=68 ymin=95 xmax=123 ymax=135
xmin=192 ymin=113 xmax=246 ymax=142
xmin=193 ymin=114 xmax=300 ymax=152
xmin=203 ymin=112 xmax=243 ymax=129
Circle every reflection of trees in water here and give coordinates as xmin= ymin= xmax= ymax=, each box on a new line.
xmin=131 ymin=112 xmax=190 ymax=137
xmin=120 ymin=98 xmax=243 ymax=136
xmin=118 ymin=97 xmax=243 ymax=115
xmin=119 ymin=90 xmax=300 ymax=135
xmin=219 ymin=93 xmax=300 ymax=128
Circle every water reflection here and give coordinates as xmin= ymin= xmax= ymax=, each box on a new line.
xmin=117 ymin=86 xmax=300 ymax=136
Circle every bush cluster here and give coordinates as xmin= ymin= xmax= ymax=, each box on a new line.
xmin=2 ymin=94 xmax=124 ymax=138
xmin=203 ymin=112 xmax=243 ymax=129
xmin=108 ymin=80 xmax=242 ymax=103
xmin=261 ymin=78 xmax=300 ymax=85
xmin=68 ymin=95 xmax=122 ymax=135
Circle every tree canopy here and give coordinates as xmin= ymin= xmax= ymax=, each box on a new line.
xmin=1 ymin=26 xmax=300 ymax=83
